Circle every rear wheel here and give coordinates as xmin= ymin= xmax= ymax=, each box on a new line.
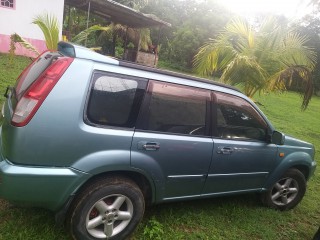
xmin=67 ymin=177 xmax=145 ymax=239
xmin=261 ymin=169 xmax=306 ymax=210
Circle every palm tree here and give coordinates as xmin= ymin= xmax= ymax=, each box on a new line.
xmin=72 ymin=23 xmax=152 ymax=52
xmin=193 ymin=17 xmax=317 ymax=109
xmin=32 ymin=13 xmax=60 ymax=51
xmin=71 ymin=25 xmax=113 ymax=44
xmin=10 ymin=33 xmax=40 ymax=57
xmin=10 ymin=13 xmax=60 ymax=57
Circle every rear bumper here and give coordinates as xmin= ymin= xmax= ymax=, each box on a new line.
xmin=0 ymin=158 xmax=90 ymax=211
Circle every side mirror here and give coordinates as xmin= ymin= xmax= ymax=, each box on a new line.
xmin=271 ymin=131 xmax=285 ymax=145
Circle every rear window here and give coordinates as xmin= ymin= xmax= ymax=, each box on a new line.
xmin=15 ymin=52 xmax=62 ymax=100
xmin=86 ymin=72 xmax=147 ymax=128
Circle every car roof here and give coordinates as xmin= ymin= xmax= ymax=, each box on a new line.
xmin=58 ymin=41 xmax=241 ymax=93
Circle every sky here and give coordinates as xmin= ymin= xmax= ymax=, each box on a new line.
xmin=215 ymin=0 xmax=313 ymax=20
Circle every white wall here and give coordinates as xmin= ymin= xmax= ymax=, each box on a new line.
xmin=0 ymin=0 xmax=65 ymax=40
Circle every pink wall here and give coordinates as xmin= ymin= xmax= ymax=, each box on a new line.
xmin=0 ymin=34 xmax=47 ymax=58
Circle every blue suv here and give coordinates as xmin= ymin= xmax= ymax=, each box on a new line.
xmin=0 ymin=42 xmax=316 ymax=239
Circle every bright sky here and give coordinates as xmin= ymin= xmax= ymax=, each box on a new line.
xmin=216 ymin=0 xmax=312 ymax=19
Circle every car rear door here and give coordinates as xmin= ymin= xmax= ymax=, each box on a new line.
xmin=131 ymin=80 xmax=213 ymax=201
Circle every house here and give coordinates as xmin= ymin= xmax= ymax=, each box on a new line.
xmin=0 ymin=0 xmax=64 ymax=57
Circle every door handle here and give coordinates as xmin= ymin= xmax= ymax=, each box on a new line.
xmin=217 ymin=147 xmax=233 ymax=155
xmin=138 ymin=141 xmax=160 ymax=151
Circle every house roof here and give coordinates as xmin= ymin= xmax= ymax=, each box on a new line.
xmin=65 ymin=0 xmax=171 ymax=28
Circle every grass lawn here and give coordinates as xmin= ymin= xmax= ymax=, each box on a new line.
xmin=0 ymin=53 xmax=319 ymax=239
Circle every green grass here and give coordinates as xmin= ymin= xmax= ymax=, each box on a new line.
xmin=0 ymin=53 xmax=319 ymax=239
xmin=0 ymin=54 xmax=32 ymax=103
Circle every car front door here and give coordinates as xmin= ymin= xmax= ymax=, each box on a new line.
xmin=203 ymin=92 xmax=278 ymax=195
xmin=131 ymin=80 xmax=213 ymax=200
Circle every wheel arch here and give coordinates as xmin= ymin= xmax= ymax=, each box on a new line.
xmin=292 ymin=164 xmax=309 ymax=180
xmin=260 ymin=168 xmax=307 ymax=210
xmin=264 ymin=164 xmax=311 ymax=190
xmin=56 ymin=170 xmax=155 ymax=225
xmin=74 ymin=170 xmax=155 ymax=206
xmin=263 ymin=152 xmax=313 ymax=190
xmin=66 ymin=170 xmax=147 ymax=239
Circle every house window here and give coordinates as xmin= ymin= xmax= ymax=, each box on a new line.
xmin=1 ymin=0 xmax=14 ymax=9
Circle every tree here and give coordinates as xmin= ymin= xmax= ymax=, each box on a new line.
xmin=10 ymin=13 xmax=60 ymax=57
xmin=66 ymin=0 xmax=154 ymax=57
xmin=296 ymin=0 xmax=320 ymax=94
xmin=72 ymin=24 xmax=152 ymax=57
xmin=33 ymin=13 xmax=60 ymax=50
xmin=141 ymin=0 xmax=231 ymax=70
xmin=66 ymin=0 xmax=231 ymax=70
xmin=115 ymin=0 xmax=150 ymax=9
xmin=63 ymin=6 xmax=108 ymax=41
xmin=194 ymin=17 xmax=316 ymax=109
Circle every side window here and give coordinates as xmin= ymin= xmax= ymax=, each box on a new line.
xmin=137 ymin=81 xmax=211 ymax=136
xmin=86 ymin=72 xmax=147 ymax=128
xmin=215 ymin=92 xmax=268 ymax=141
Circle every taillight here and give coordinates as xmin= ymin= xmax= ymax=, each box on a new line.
xmin=15 ymin=51 xmax=49 ymax=94
xmin=11 ymin=57 xmax=73 ymax=127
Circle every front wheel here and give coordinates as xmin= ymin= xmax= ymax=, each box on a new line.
xmin=261 ymin=169 xmax=306 ymax=211
xmin=67 ymin=177 xmax=145 ymax=240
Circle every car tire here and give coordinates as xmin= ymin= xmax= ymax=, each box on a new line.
xmin=260 ymin=169 xmax=306 ymax=211
xmin=67 ymin=176 xmax=145 ymax=240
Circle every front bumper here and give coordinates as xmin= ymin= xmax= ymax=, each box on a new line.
xmin=0 ymin=159 xmax=90 ymax=211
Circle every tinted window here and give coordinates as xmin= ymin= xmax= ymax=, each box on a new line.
xmin=137 ymin=81 xmax=210 ymax=136
xmin=87 ymin=73 xmax=146 ymax=128
xmin=215 ymin=92 xmax=268 ymax=141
